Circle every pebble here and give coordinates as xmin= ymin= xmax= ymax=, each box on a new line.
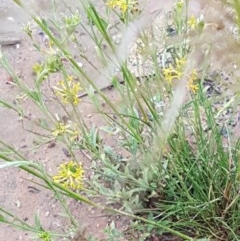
xmin=15 ymin=199 xmax=21 ymax=208
xmin=7 ymin=16 xmax=15 ymax=22
xmin=77 ymin=62 xmax=83 ymax=68
xmin=112 ymin=33 xmax=122 ymax=44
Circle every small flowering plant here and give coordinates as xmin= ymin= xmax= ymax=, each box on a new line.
xmin=53 ymin=160 xmax=84 ymax=190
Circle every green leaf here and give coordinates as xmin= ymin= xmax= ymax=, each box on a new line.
xmin=28 ymin=90 xmax=41 ymax=103
xmin=37 ymin=118 xmax=49 ymax=129
xmin=87 ymin=4 xmax=108 ymax=37
xmin=12 ymin=0 xmax=23 ymax=7
xmin=0 ymin=99 xmax=19 ymax=113
xmin=0 ymin=214 xmax=6 ymax=222
xmin=0 ymin=161 xmax=32 ymax=169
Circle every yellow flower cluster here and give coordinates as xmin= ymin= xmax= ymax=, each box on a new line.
xmin=54 ymin=76 xmax=81 ymax=106
xmin=53 ymin=160 xmax=84 ymax=190
xmin=52 ymin=121 xmax=80 ymax=141
xmin=163 ymin=57 xmax=198 ymax=93
xmin=163 ymin=57 xmax=186 ymax=84
xmin=106 ymin=0 xmax=136 ymax=13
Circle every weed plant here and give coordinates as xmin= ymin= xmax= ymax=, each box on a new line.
xmin=1 ymin=0 xmax=240 ymax=240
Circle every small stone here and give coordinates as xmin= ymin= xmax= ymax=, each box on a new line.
xmin=62 ymin=148 xmax=71 ymax=157
xmin=47 ymin=142 xmax=56 ymax=148
xmin=77 ymin=62 xmax=83 ymax=68
xmin=15 ymin=200 xmax=21 ymax=208
xmin=7 ymin=17 xmax=15 ymax=22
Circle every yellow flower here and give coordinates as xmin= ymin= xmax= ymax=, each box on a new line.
xmin=53 ymin=160 xmax=84 ymax=190
xmin=54 ymin=76 xmax=81 ymax=105
xmin=187 ymin=69 xmax=198 ymax=93
xmin=38 ymin=232 xmax=51 ymax=241
xmin=175 ymin=0 xmax=184 ymax=10
xmin=163 ymin=58 xmax=198 ymax=93
xmin=188 ymin=82 xmax=198 ymax=93
xmin=188 ymin=15 xmax=197 ymax=30
xmin=163 ymin=57 xmax=186 ymax=84
xmin=32 ymin=62 xmax=44 ymax=76
xmin=106 ymin=0 xmax=136 ymax=13
xmin=106 ymin=0 xmax=118 ymax=8
xmin=189 ymin=69 xmax=198 ymax=80
xmin=67 ymin=128 xmax=80 ymax=142
xmin=163 ymin=67 xmax=180 ymax=83
xmin=175 ymin=57 xmax=186 ymax=70
xmin=52 ymin=121 xmax=80 ymax=141
xmin=52 ymin=122 xmax=68 ymax=136
xmin=119 ymin=2 xmax=128 ymax=12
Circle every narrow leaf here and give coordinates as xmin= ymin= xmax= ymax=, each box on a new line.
xmin=0 ymin=161 xmax=32 ymax=169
